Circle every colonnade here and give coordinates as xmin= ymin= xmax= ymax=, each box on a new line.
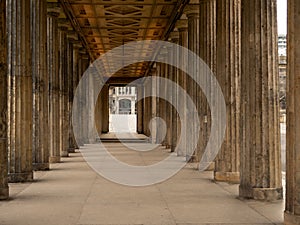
xmin=0 ymin=0 xmax=300 ymax=224
xmin=0 ymin=1 xmax=91 ymax=188
xmin=136 ymin=0 xmax=282 ymax=202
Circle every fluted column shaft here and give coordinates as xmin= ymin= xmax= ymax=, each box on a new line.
xmin=0 ymin=0 xmax=8 ymax=199
xmin=58 ymin=24 xmax=69 ymax=157
xmin=239 ymin=0 xmax=282 ymax=201
xmin=47 ymin=7 xmax=60 ymax=163
xmin=198 ymin=0 xmax=216 ymax=167
xmin=7 ymin=0 xmax=33 ymax=182
xmin=69 ymin=43 xmax=81 ymax=150
xmin=31 ymin=0 xmax=49 ymax=171
xmin=185 ymin=5 xmax=199 ymax=161
xmin=214 ymin=0 xmax=241 ymax=183
xmin=155 ymin=63 xmax=163 ymax=143
xmin=170 ymin=32 xmax=179 ymax=153
xmin=285 ymin=0 xmax=300 ymax=223
xmin=176 ymin=20 xmax=188 ymax=157
xmin=150 ymin=67 xmax=157 ymax=143
xmin=67 ymin=38 xmax=76 ymax=153
xmin=77 ymin=52 xmax=89 ymax=146
xmin=80 ymin=54 xmax=90 ymax=144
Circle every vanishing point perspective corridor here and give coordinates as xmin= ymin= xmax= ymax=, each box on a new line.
xmin=0 ymin=0 xmax=300 ymax=224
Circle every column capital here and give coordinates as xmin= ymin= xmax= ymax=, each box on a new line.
xmin=184 ymin=4 xmax=200 ymax=18
xmin=72 ymin=41 xmax=83 ymax=50
xmin=169 ymin=31 xmax=179 ymax=43
xmin=47 ymin=5 xmax=60 ymax=18
xmin=58 ymin=18 xmax=72 ymax=31
xmin=67 ymin=31 xmax=78 ymax=41
xmin=175 ymin=19 xmax=188 ymax=32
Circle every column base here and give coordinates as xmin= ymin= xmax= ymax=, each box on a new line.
xmin=0 ymin=187 xmax=9 ymax=200
xmin=239 ymin=185 xmax=283 ymax=201
xmin=171 ymin=145 xmax=176 ymax=153
xmin=49 ymin=156 xmax=61 ymax=164
xmin=285 ymin=211 xmax=300 ymax=225
xmin=61 ymin=150 xmax=69 ymax=157
xmin=68 ymin=148 xmax=75 ymax=153
xmin=33 ymin=163 xmax=50 ymax=171
xmin=214 ymin=171 xmax=240 ymax=183
xmin=8 ymin=172 xmax=33 ymax=183
xmin=205 ymin=162 xmax=215 ymax=171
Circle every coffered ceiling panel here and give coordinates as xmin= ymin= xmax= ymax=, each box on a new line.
xmin=62 ymin=0 xmax=187 ymax=78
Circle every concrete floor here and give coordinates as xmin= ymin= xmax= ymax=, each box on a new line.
xmin=0 ymin=142 xmax=284 ymax=225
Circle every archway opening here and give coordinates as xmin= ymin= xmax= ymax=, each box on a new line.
xmin=109 ymin=86 xmax=137 ymax=133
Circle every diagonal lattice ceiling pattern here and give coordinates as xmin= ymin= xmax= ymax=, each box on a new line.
xmin=64 ymin=0 xmax=185 ymax=78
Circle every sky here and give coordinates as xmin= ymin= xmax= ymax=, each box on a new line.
xmin=277 ymin=0 xmax=287 ymax=35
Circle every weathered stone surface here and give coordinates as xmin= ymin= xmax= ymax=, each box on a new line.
xmin=175 ymin=19 xmax=188 ymax=157
xmin=0 ymin=0 xmax=8 ymax=200
xmin=285 ymin=0 xmax=300 ymax=223
xmin=239 ymin=0 xmax=282 ymax=201
xmin=32 ymin=0 xmax=50 ymax=171
xmin=7 ymin=0 xmax=33 ymax=182
xmin=47 ymin=7 xmax=60 ymax=164
xmin=58 ymin=24 xmax=69 ymax=157
xmin=214 ymin=0 xmax=241 ymax=183
xmin=185 ymin=4 xmax=199 ymax=162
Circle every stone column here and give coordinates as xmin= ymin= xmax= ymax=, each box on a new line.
xmin=150 ymin=67 xmax=157 ymax=143
xmin=101 ymin=84 xmax=109 ymax=133
xmin=58 ymin=21 xmax=69 ymax=157
xmin=199 ymin=0 xmax=216 ymax=168
xmin=137 ymin=84 xmax=144 ymax=134
xmin=185 ymin=4 xmax=199 ymax=161
xmin=0 ymin=0 xmax=8 ymax=199
xmin=7 ymin=0 xmax=33 ymax=182
xmin=170 ymin=31 xmax=179 ymax=152
xmin=239 ymin=0 xmax=282 ymax=201
xmin=214 ymin=0 xmax=240 ymax=183
xmin=47 ymin=6 xmax=60 ymax=163
xmin=176 ymin=19 xmax=188 ymax=157
xmin=76 ymin=51 xmax=88 ymax=146
xmin=67 ymin=32 xmax=76 ymax=153
xmin=158 ymin=53 xmax=168 ymax=146
xmin=285 ymin=0 xmax=300 ymax=223
xmin=31 ymin=0 xmax=49 ymax=171
xmin=165 ymin=45 xmax=172 ymax=149
xmin=155 ymin=62 xmax=163 ymax=143
xmin=69 ymin=42 xmax=81 ymax=150
xmin=80 ymin=54 xmax=90 ymax=144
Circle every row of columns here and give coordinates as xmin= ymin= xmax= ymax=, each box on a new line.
xmin=0 ymin=0 xmax=300 ymax=224
xmin=139 ymin=0 xmax=282 ymax=202
xmin=0 ymin=1 xmax=91 ymax=196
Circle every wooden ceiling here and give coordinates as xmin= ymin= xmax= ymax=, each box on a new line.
xmin=59 ymin=0 xmax=188 ymax=78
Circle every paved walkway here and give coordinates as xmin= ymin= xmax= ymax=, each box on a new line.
xmin=0 ymin=142 xmax=284 ymax=225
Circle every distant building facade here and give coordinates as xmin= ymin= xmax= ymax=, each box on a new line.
xmin=109 ymin=87 xmax=137 ymax=115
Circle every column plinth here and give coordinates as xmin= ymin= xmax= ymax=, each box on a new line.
xmin=8 ymin=172 xmax=33 ymax=183
xmin=285 ymin=212 xmax=300 ymax=225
